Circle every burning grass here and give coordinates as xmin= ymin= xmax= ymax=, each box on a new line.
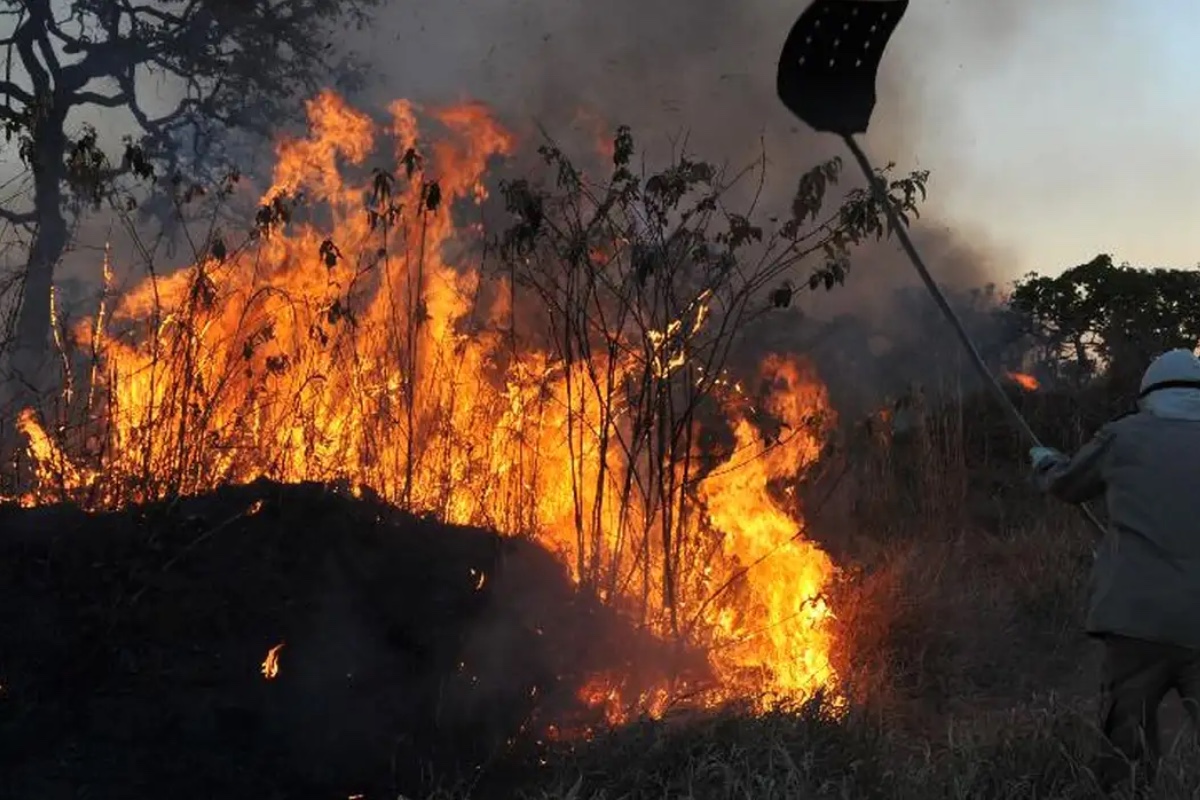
xmin=5 ymin=472 xmax=1186 ymax=800
xmin=2 ymin=89 xmax=934 ymax=721
xmin=479 ymin=504 xmax=1200 ymax=800
xmin=6 ymin=324 xmax=1200 ymax=798
xmin=5 ymin=87 xmax=1181 ymax=797
xmin=0 ymin=347 xmax=1174 ymax=797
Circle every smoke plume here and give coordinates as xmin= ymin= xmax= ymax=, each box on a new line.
xmin=33 ymin=1 xmax=1104 ymax=409
xmin=347 ymin=0 xmax=1094 ymax=409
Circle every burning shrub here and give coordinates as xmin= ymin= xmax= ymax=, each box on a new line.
xmin=8 ymin=91 xmax=927 ymax=719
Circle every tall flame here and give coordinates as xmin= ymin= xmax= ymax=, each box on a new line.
xmin=16 ymin=92 xmax=840 ymax=720
xmin=698 ymin=356 xmax=836 ymax=707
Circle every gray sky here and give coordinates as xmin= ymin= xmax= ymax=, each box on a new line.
xmin=2 ymin=0 xmax=1197 ymax=290
xmin=350 ymin=0 xmax=1200 ymax=281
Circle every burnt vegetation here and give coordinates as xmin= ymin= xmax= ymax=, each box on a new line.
xmin=2 ymin=9 xmax=1200 ymax=796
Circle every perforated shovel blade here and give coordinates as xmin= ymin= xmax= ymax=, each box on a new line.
xmin=777 ymin=0 xmax=909 ymax=135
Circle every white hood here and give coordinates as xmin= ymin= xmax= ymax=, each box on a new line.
xmin=1138 ymin=348 xmax=1200 ymax=421
xmin=1140 ymin=387 xmax=1200 ymax=421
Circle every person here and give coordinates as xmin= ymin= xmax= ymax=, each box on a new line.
xmin=1030 ymin=348 xmax=1200 ymax=795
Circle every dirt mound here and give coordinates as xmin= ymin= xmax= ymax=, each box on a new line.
xmin=0 ymin=480 xmax=697 ymax=799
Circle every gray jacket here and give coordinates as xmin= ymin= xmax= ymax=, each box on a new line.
xmin=1037 ymin=388 xmax=1200 ymax=647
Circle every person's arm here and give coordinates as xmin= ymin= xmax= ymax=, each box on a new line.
xmin=1033 ymin=426 xmax=1114 ymax=503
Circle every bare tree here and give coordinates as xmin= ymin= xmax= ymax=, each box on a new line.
xmin=0 ymin=0 xmax=379 ymax=405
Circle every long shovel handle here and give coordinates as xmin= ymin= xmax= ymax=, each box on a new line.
xmin=840 ymin=133 xmax=1106 ymax=536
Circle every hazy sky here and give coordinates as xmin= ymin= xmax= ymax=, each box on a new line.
xmin=2 ymin=0 xmax=1197 ymax=288
xmin=901 ymin=0 xmax=1200 ymax=278
xmin=349 ymin=0 xmax=1200 ymax=283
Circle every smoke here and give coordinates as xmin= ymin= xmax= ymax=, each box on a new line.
xmin=346 ymin=0 xmax=1097 ymax=412
xmin=352 ymin=0 xmax=1085 ymax=221
xmin=34 ymin=1 xmax=1106 ymax=407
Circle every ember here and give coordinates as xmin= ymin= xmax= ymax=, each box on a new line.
xmin=262 ymin=643 xmax=284 ymax=680
xmin=16 ymin=92 xmax=841 ymax=721
xmin=1007 ymin=371 xmax=1040 ymax=392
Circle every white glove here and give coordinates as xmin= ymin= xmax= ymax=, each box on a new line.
xmin=1029 ymin=446 xmax=1064 ymax=471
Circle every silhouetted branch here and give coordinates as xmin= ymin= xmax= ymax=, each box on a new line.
xmin=71 ymin=90 xmax=127 ymax=108
xmin=0 ymin=206 xmax=36 ymax=226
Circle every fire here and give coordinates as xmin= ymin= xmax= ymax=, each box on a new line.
xmin=571 ymin=106 xmax=616 ymax=163
xmin=262 ymin=642 xmax=284 ymax=679
xmin=578 ymin=672 xmax=672 ymax=729
xmin=698 ymin=356 xmax=837 ymax=708
xmin=15 ymin=92 xmax=841 ymax=721
xmin=1007 ymin=371 xmax=1039 ymax=391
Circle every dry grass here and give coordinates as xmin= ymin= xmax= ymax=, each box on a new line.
xmin=10 ymin=327 xmax=1192 ymax=797
xmin=9 ymin=348 xmax=1199 ymax=798
xmin=0 ymin=129 xmax=1187 ymax=796
xmin=483 ymin=696 xmax=1200 ymax=800
xmin=458 ymin=389 xmax=1200 ymax=800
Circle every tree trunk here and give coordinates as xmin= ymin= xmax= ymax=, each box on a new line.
xmin=6 ymin=117 xmax=68 ymax=412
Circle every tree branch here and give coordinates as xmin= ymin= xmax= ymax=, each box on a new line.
xmin=59 ymin=39 xmax=150 ymax=93
xmin=55 ymin=0 xmax=171 ymax=92
xmin=30 ymin=23 xmax=61 ymax=78
xmin=96 ymin=160 xmax=134 ymax=186
xmin=117 ymin=69 xmax=205 ymax=135
xmin=71 ymin=89 xmax=128 ymax=108
xmin=43 ymin=1 xmax=92 ymax=52
xmin=22 ymin=0 xmax=63 ymax=81
xmin=121 ymin=1 xmax=190 ymax=26
xmin=13 ymin=14 xmax=50 ymax=96
xmin=3 ymin=8 xmax=24 ymax=115
xmin=0 ymin=205 xmax=36 ymax=226
xmin=0 ymin=79 xmax=33 ymax=107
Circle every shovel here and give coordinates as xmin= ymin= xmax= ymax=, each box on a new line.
xmin=776 ymin=0 xmax=1105 ymax=535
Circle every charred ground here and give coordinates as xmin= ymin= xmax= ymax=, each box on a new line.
xmin=5 ymin=386 xmax=1200 ymax=800
xmin=0 ymin=479 xmax=699 ymax=799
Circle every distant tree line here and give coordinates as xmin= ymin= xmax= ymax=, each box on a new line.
xmin=1005 ymin=254 xmax=1200 ymax=393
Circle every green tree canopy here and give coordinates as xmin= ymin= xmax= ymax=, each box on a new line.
xmin=1009 ymin=254 xmax=1200 ymax=390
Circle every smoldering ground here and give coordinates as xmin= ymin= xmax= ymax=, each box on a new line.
xmin=0 ymin=481 xmax=707 ymax=796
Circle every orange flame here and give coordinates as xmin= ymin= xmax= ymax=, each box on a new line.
xmin=262 ymin=642 xmax=284 ymax=679
xmin=698 ymin=356 xmax=837 ymax=708
xmin=572 ymin=106 xmax=616 ymax=163
xmin=1007 ymin=371 xmax=1039 ymax=391
xmin=16 ymin=91 xmax=841 ymax=721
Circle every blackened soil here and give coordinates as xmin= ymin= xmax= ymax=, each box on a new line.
xmin=0 ymin=479 xmax=688 ymax=799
